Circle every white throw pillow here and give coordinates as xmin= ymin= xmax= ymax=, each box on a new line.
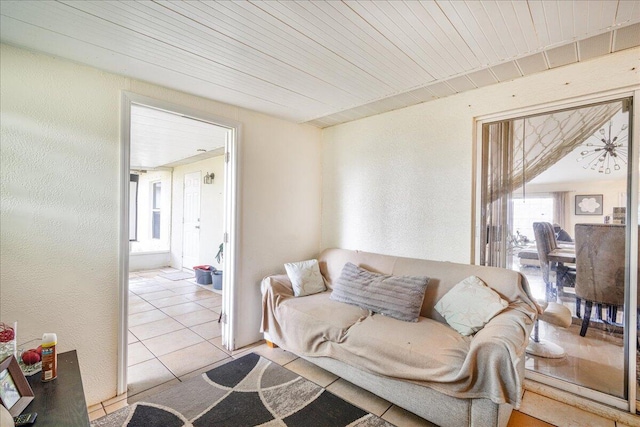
xmin=434 ymin=276 xmax=508 ymax=336
xmin=284 ymin=259 xmax=326 ymax=297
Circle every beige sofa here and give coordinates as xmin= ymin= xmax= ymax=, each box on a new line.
xmin=261 ymin=248 xmax=539 ymax=427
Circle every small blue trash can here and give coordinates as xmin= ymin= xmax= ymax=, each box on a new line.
xmin=212 ymin=270 xmax=223 ymax=290
xmin=194 ymin=266 xmax=214 ymax=285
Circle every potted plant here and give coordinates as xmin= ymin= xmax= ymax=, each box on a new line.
xmin=215 ymin=243 xmax=223 ymax=264
xmin=213 ymin=243 xmax=224 ymax=290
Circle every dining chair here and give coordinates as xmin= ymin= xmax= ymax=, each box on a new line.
xmin=533 ymin=222 xmax=577 ymax=307
xmin=574 ymin=224 xmax=629 ymax=337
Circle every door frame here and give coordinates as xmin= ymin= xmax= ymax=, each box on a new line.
xmin=472 ymin=87 xmax=639 ymax=414
xmin=118 ymin=92 xmax=241 ymax=395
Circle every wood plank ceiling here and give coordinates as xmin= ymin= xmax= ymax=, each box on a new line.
xmin=1 ymin=1 xmax=639 ymax=127
xmin=130 ymin=104 xmax=228 ymax=169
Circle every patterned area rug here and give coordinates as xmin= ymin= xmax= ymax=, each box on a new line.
xmin=92 ymin=353 xmax=394 ymax=427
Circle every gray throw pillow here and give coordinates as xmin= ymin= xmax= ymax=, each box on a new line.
xmin=330 ymin=262 xmax=430 ymax=322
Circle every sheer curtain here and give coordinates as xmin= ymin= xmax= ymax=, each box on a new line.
xmin=481 ymin=121 xmax=513 ymax=268
xmin=510 ymin=103 xmax=620 ymax=191
xmin=482 ymin=102 xmax=621 ymax=267
xmin=552 ymin=192 xmax=568 ymax=229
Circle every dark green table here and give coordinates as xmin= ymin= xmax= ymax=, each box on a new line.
xmin=25 ymin=350 xmax=90 ymax=426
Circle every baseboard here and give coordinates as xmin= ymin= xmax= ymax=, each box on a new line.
xmin=523 ymin=379 xmax=638 ymax=425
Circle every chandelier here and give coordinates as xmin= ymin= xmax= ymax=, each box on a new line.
xmin=576 ymin=120 xmax=628 ymax=174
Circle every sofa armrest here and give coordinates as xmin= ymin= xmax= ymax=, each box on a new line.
xmin=261 ymin=274 xmax=294 ymax=297
xmin=467 ymin=303 xmax=535 ymax=407
xmin=261 ymin=274 xmax=294 ymax=333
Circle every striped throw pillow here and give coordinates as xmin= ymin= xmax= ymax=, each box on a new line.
xmin=330 ymin=262 xmax=429 ymax=322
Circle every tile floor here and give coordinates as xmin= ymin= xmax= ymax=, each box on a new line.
xmin=88 ymin=268 xmax=636 ymax=426
xmin=126 ymin=268 xmax=229 ymax=395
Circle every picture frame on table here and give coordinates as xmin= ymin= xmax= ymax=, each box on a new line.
xmin=575 ymin=194 xmax=603 ymax=215
xmin=0 ymin=355 xmax=34 ymax=416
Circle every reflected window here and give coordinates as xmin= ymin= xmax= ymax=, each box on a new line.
xmin=511 ymin=197 xmax=553 ymax=242
xmin=152 ymin=182 xmax=161 ymax=239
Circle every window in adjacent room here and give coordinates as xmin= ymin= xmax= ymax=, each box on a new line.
xmin=129 ymin=174 xmax=139 ymax=241
xmin=151 ymin=181 xmax=161 ymax=239
xmin=511 ymin=196 xmax=554 ymax=243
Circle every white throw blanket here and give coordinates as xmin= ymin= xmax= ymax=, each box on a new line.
xmin=261 ymin=253 xmax=538 ymax=408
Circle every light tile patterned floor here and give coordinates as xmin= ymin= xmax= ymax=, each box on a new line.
xmin=88 ymin=269 xmax=636 ymax=426
xmin=125 ymin=269 xmax=228 ymax=397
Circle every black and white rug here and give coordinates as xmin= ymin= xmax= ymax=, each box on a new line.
xmin=92 ymin=353 xmax=394 ymax=427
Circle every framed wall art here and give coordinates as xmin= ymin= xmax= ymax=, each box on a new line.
xmin=575 ymin=194 xmax=603 ymax=215
xmin=0 ymin=355 xmax=34 ymax=416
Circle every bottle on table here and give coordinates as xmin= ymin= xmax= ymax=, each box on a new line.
xmin=41 ymin=333 xmax=57 ymax=382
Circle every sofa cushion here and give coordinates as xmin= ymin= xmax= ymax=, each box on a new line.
xmin=434 ymin=276 xmax=508 ymax=336
xmin=276 ymin=291 xmax=369 ymax=348
xmin=284 ymin=259 xmax=326 ymax=297
xmin=330 ymin=262 xmax=429 ymax=322
xmin=342 ymin=313 xmax=470 ymax=381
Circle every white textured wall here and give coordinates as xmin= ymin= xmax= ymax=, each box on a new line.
xmin=171 ymin=156 xmax=225 ymax=270
xmin=129 ymin=251 xmax=171 ymax=272
xmin=0 ymin=45 xmax=125 ymax=404
xmin=233 ymin=108 xmax=323 ymax=346
xmin=0 ymin=43 xmax=322 ymax=404
xmin=322 ymin=47 xmax=640 ymax=263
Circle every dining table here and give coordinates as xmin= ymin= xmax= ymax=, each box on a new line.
xmin=546 ymin=246 xmax=577 ymax=303
xmin=547 ymin=248 xmax=576 ymax=264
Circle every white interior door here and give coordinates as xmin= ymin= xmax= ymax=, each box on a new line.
xmin=182 ymin=171 xmax=201 ymax=269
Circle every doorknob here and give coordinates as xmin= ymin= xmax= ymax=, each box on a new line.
xmin=195 ymin=226 xmax=200 ymax=229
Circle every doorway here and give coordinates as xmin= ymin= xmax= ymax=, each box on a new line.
xmin=475 ymin=92 xmax=638 ymax=413
xmin=118 ymin=92 xmax=240 ymax=397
